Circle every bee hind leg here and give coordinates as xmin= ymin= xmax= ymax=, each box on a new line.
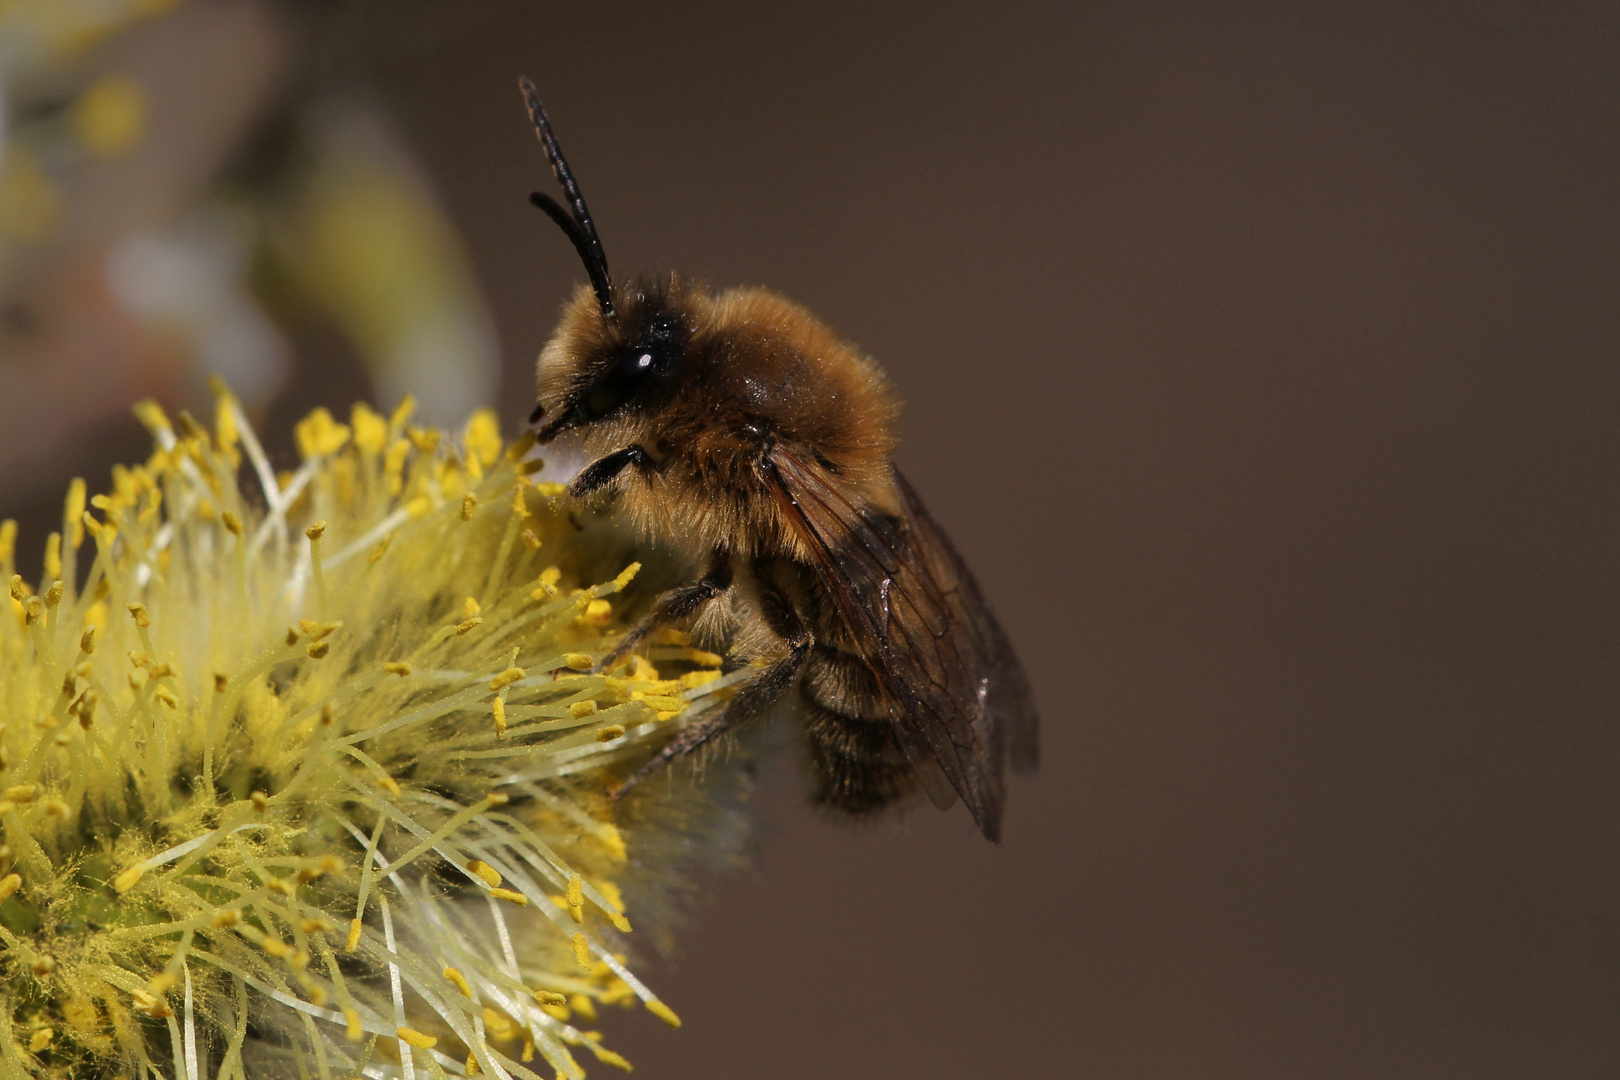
xmin=609 ymin=638 xmax=808 ymax=799
xmin=592 ymin=553 xmax=733 ymax=674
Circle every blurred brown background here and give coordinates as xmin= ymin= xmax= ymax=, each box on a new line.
xmin=7 ymin=1 xmax=1620 ymax=1077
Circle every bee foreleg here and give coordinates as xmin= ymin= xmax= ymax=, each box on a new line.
xmin=609 ymin=637 xmax=809 ymax=799
xmin=568 ymin=444 xmax=654 ymax=498
xmin=593 ymin=553 xmax=733 ymax=673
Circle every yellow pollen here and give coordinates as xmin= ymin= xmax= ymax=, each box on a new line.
xmin=466 ymin=860 xmax=501 ymax=887
xmin=521 ymin=529 xmax=542 ymax=550
xmin=571 ymin=932 xmax=592 ymax=970
xmin=535 ymin=989 xmax=567 ymax=1007
xmin=305 ymin=521 xmax=327 ymax=542
xmin=582 ymin=599 xmax=613 ymax=626
xmin=613 ymin=562 xmax=641 ymax=590
xmin=569 ymin=701 xmax=598 ymax=719
xmin=345 ymin=919 xmax=363 ymax=952
xmin=397 ymin=1027 xmax=438 ymax=1049
xmin=490 ymin=887 xmax=528 ymax=906
xmin=564 ymin=652 xmax=594 ymax=671
xmin=344 ymin=1008 xmax=363 ymax=1041
xmin=681 ymin=670 xmax=722 ymax=689
xmin=457 ymin=617 xmax=483 ymax=635
xmin=638 ymin=696 xmax=684 ymax=713
xmin=492 ymin=697 xmax=507 ymax=736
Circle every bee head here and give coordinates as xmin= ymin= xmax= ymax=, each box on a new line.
xmin=531 ymin=279 xmax=695 ymax=444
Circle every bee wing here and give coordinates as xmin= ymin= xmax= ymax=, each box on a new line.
xmin=764 ymin=447 xmax=1039 ymax=841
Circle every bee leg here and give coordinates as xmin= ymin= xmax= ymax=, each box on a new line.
xmin=592 ymin=554 xmax=733 ymax=674
xmin=567 ymin=444 xmax=654 ymax=498
xmin=609 ymin=638 xmax=808 ymax=799
xmin=611 ymin=573 xmax=809 ymax=798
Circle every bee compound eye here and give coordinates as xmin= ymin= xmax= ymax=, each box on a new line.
xmin=586 ymin=344 xmax=668 ymax=418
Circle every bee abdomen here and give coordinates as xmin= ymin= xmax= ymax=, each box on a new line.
xmin=800 ymin=646 xmax=913 ymax=815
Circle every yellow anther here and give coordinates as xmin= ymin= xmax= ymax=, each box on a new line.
xmin=28 ymin=1027 xmax=53 ymax=1052
xmin=4 ymin=785 xmax=38 ymax=804
xmin=266 ymin=877 xmax=294 ymax=896
xmin=385 ymin=661 xmax=412 ymax=676
xmin=566 ymin=874 xmax=584 ymax=923
xmin=23 ymin=597 xmax=42 ymax=625
xmin=300 ymin=619 xmax=342 ymax=640
xmin=489 ymin=666 xmax=525 ymax=691
xmin=564 ymin=652 xmax=594 ymax=670
xmin=521 ymin=529 xmax=542 ymax=550
xmin=132 ymin=399 xmax=172 ymax=437
xmin=613 ymin=562 xmax=641 ymax=590
xmin=305 ymin=521 xmax=327 ymax=542
xmin=127 ymin=602 xmax=149 ymax=628
xmin=369 ymin=535 xmax=393 ymax=563
xmin=461 ymin=493 xmax=478 ymax=520
xmin=639 ymin=696 xmax=684 ymax=713
xmin=569 ymin=701 xmax=598 ymax=719
xmin=345 ymin=918 xmax=363 ymax=953
xmin=153 ymin=687 xmax=178 ymax=709
xmin=492 ymin=697 xmax=507 ymax=737
xmin=444 ymin=967 xmax=473 ymax=997
xmin=8 ymin=575 xmax=25 ymax=602
xmin=457 ymin=617 xmax=483 ymax=635
xmin=571 ymin=932 xmax=592 ymax=970
xmin=80 ymin=626 xmax=97 ymax=655
xmin=646 ymin=999 xmax=681 ymax=1029
xmin=320 ymin=701 xmax=336 ymax=726
xmin=294 ymin=408 xmax=351 ymax=458
xmin=512 ymin=483 xmax=531 ymax=517
xmin=570 ymin=994 xmax=598 ymax=1022
xmin=377 ymin=774 xmax=402 ymax=797
xmin=286 ymin=627 xmax=301 ymax=646
xmin=0 ymin=872 xmax=20 ymax=902
xmin=590 ymin=1045 xmax=632 ymax=1071
xmin=220 ymin=510 xmax=243 ymax=536
xmin=42 ymin=798 xmax=67 ymax=818
xmin=490 ymin=887 xmax=528 ymax=906
xmin=680 ymin=669 xmax=722 ymax=689
xmin=147 ymin=971 xmax=177 ymax=994
xmin=43 ymin=534 xmax=60 ymax=580
xmin=466 ymin=859 xmax=502 ymax=887
xmin=300 ymin=918 xmax=331 ymax=934
xmin=406 ymin=426 xmax=440 ymax=454
xmin=148 ymin=662 xmax=175 ymax=679
xmin=133 ymin=988 xmax=172 ymax=1018
xmin=351 ymin=402 xmax=387 ymax=454
xmin=596 ymin=725 xmax=625 ymax=742
xmin=308 ymin=641 xmax=330 ymax=659
xmin=128 ymin=651 xmax=151 ymax=669
xmin=466 ymin=1054 xmax=481 ymax=1075
xmin=344 ymin=1007 xmax=362 ymax=1042
xmin=609 ymin=911 xmax=632 ymax=934
xmin=213 ymin=672 xmax=228 ymax=692
xmin=599 ymin=824 xmax=627 ymax=862
xmin=250 ymin=791 xmax=270 ymax=813
xmin=75 ymin=72 xmax=147 ymax=157
xmin=582 ymin=598 xmax=613 ymax=626
xmin=261 ymin=937 xmax=292 ymax=959
xmin=43 ymin=580 xmax=62 ymax=608
xmin=397 ymin=1027 xmax=437 ymax=1049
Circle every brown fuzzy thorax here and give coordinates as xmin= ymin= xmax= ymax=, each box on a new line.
xmin=534 ymin=277 xmax=902 ymax=560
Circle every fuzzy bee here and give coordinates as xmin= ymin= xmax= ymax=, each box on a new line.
xmin=519 ymin=79 xmax=1037 ymax=840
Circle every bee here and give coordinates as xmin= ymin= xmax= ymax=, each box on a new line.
xmin=518 ymin=79 xmax=1038 ymax=841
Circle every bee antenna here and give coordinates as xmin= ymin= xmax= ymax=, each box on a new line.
xmin=519 ymin=77 xmax=616 ymax=322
